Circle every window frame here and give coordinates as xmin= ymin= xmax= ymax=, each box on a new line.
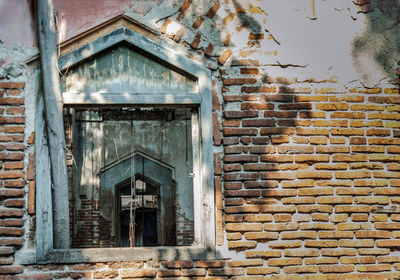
xmin=30 ymin=26 xmax=215 ymax=263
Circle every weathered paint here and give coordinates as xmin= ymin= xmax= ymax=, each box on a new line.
xmin=61 ymin=45 xmax=196 ymax=94
xmin=70 ymin=110 xmax=194 ymax=247
xmin=0 ymin=0 xmax=36 ymax=47
xmin=54 ymin=0 xmax=136 ymax=43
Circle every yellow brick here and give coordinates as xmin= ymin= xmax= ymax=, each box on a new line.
xmin=330 ymin=137 xmax=346 ymax=144
xmin=297 ymin=205 xmax=333 ymax=213
xmin=386 ymin=121 xmax=400 ymax=128
xmin=354 ymin=196 xmax=389 ymax=205
xmin=228 ymin=260 xmax=263 ymax=267
xmin=318 ymin=231 xmax=353 ymax=239
xmin=350 ymin=163 xmax=384 ymax=170
xmin=300 ymin=223 xmax=335 ymax=230
xmin=315 ymin=163 xmax=347 ymax=170
xmin=267 ymin=258 xmax=302 ymax=266
xmin=227 ymin=233 xmax=242 ymax=240
xmin=331 ymin=128 xmax=364 ymax=136
xmin=339 ymin=239 xmax=374 ymax=248
xmin=311 ymin=213 xmax=329 ymax=221
xmin=244 ymin=214 xmax=273 ymax=222
xmin=351 ymin=104 xmax=384 ymax=111
xmin=244 ymin=232 xmax=278 ymax=241
xmin=283 ymin=265 xmax=318 ymax=274
xmin=284 ymin=249 xmax=320 ymax=257
xmin=297 ymin=171 xmax=332 ymax=179
xmin=281 ymin=231 xmax=317 ymax=240
xmin=336 ymin=187 xmax=372 ymax=196
xmin=228 ymin=241 xmax=257 ymax=250
xmin=310 ymin=136 xmax=328 ymax=144
xmin=282 ymin=179 xmax=314 ymax=188
xmin=296 ymin=128 xmax=329 ymax=135
xmin=305 ymin=240 xmax=338 ymax=248
xmin=376 ymin=240 xmax=400 ymax=247
xmin=269 ymin=241 xmax=302 ymax=249
xmin=282 ymin=197 xmax=315 ymax=204
xmin=340 ymin=256 xmax=376 ymax=264
xmin=316 ymin=103 xmax=348 ymax=111
xmin=262 ymin=205 xmax=296 ymax=213
xmin=355 ymin=230 xmax=391 ymax=239
xmin=386 ymin=105 xmax=400 ymax=112
xmin=225 ymin=223 xmax=263 ymax=232
xmin=374 ymin=171 xmax=400 ymax=178
xmin=322 ymin=248 xmax=357 ymax=256
xmin=245 ymin=250 xmax=281 ymax=259
xmin=264 ymin=223 xmax=299 ymax=231
xmin=384 ymin=88 xmax=399 ymax=94
xmin=330 ymin=214 xmax=348 ymax=223
xmin=304 ymin=257 xmax=338 ymax=265
xmin=351 ymin=146 xmax=385 ymax=153
xmin=336 ymin=205 xmax=370 ymax=213
xmin=317 ymin=196 xmax=352 ymax=204
xmin=330 ymin=95 xmax=364 ymax=102
xmin=354 ymin=179 xmax=388 ymax=187
xmin=335 ymin=171 xmax=371 ymax=179
xmin=371 ymin=214 xmax=388 ymax=222
xmin=274 ymin=214 xmax=292 ymax=222
xmin=358 ymin=248 xmax=390 ymax=255
xmin=246 ymin=267 xmax=280 ymax=275
xmin=357 ymin=264 xmax=392 ymax=272
xmin=318 ymin=264 xmax=355 ymax=273
xmin=337 ymin=223 xmax=361 ymax=231
xmin=368 ymin=112 xmax=400 ymax=120
xmin=351 ymin=120 xmax=384 ymax=127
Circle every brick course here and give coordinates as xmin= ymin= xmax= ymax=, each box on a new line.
xmin=2 ymin=0 xmax=400 ymax=279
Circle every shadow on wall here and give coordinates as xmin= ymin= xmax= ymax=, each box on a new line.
xmin=352 ymin=0 xmax=400 ymax=86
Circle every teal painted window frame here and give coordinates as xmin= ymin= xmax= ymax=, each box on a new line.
xmin=30 ymin=26 xmax=216 ymax=263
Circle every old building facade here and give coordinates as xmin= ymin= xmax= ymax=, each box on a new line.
xmin=1 ymin=0 xmax=400 ymax=279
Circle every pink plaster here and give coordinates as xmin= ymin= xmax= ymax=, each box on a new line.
xmin=54 ymin=0 xmax=136 ymax=43
xmin=0 ymin=0 xmax=36 ymax=47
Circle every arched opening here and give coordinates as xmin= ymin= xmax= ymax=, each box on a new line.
xmin=116 ymin=176 xmax=160 ymax=247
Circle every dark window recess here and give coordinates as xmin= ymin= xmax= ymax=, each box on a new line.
xmin=64 ymin=107 xmax=195 ymax=248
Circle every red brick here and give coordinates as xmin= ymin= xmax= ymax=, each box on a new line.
xmin=206 ymin=1 xmax=220 ymax=18
xmin=190 ymin=33 xmax=201 ymax=49
xmin=205 ymin=43 xmax=214 ymax=57
xmin=0 ymin=208 xmax=23 ymax=217
xmin=0 ymin=98 xmax=24 ymax=105
xmin=224 ymin=110 xmax=258 ymax=119
xmin=0 ymin=82 xmax=25 ymax=89
xmin=195 ymin=260 xmax=224 ymax=268
xmin=192 ymin=16 xmax=203 ymax=29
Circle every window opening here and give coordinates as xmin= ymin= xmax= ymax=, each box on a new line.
xmin=65 ymin=107 xmax=194 ymax=248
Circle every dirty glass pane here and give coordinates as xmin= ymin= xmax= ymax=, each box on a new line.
xmin=64 ymin=107 xmax=195 ymax=248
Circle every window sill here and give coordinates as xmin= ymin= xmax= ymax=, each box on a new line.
xmin=17 ymin=246 xmax=217 ymax=264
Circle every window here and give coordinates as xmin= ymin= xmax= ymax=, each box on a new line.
xmin=28 ymin=22 xmax=215 ymax=264
xmin=64 ymin=107 xmax=196 ymax=248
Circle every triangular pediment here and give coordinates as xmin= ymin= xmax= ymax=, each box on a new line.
xmin=60 ymin=44 xmax=196 ymax=94
xmin=57 ymin=16 xmax=208 ymax=102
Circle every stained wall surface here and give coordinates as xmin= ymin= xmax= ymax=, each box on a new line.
xmin=1 ymin=0 xmax=400 ymax=279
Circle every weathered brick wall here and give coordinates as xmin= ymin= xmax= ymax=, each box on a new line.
xmin=1 ymin=0 xmax=400 ymax=279
xmin=0 ymin=81 xmax=32 ymax=276
xmin=216 ymin=76 xmax=400 ymax=277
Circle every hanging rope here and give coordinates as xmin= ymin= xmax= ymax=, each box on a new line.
xmin=129 ymin=112 xmax=136 ymax=247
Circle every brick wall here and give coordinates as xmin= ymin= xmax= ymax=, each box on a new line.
xmin=0 ymin=82 xmax=30 ymax=276
xmin=1 ymin=0 xmax=400 ymax=279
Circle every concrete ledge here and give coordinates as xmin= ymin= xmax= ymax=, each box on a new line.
xmin=40 ymin=246 xmax=217 ymax=263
